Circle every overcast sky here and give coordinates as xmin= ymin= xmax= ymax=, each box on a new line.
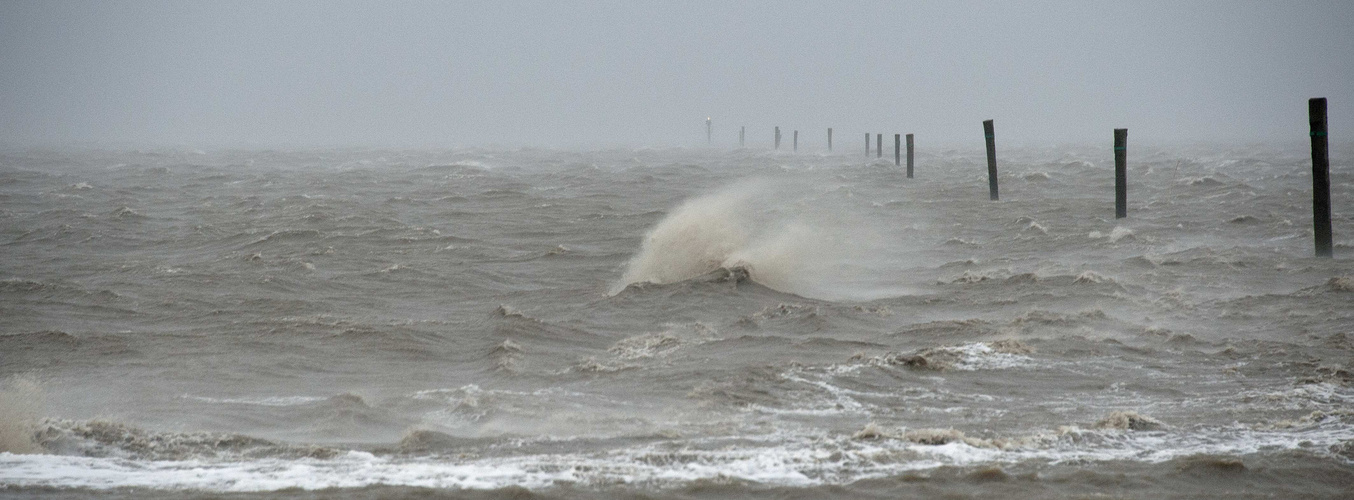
xmin=2 ymin=1 xmax=1351 ymax=148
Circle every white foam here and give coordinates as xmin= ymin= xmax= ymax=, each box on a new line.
xmin=941 ymin=343 xmax=1037 ymax=371
xmin=1108 ymin=226 xmax=1135 ymax=243
xmin=1089 ymin=226 xmax=1135 ymax=243
xmin=5 ymin=421 xmax=1351 ymax=491
xmin=180 ymin=395 xmax=328 ymax=407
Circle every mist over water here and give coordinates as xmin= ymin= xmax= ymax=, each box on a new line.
xmin=1 ymin=144 xmax=1351 ymax=498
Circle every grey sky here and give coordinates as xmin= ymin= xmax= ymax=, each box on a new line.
xmin=2 ymin=0 xmax=1351 ymax=148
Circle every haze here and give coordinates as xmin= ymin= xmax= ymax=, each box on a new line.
xmin=2 ymin=0 xmax=1351 ymax=149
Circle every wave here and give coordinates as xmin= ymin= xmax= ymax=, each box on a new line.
xmin=851 ymin=409 xmax=1167 ymax=450
xmin=609 ymin=181 xmax=890 ymax=300
xmin=2 ymin=403 xmax=1353 ymax=493
xmin=28 ymin=418 xmax=338 ymax=461
xmin=6 ymin=389 xmax=413 ymax=459
xmin=572 ymin=323 xmax=720 ymax=374
xmin=857 ymin=340 xmax=1036 ymax=371
xmin=610 ymin=184 xmax=759 ymax=293
xmin=3 ymin=441 xmax=1343 ymax=494
xmin=109 ymin=206 xmax=147 ymax=220
xmin=1327 ymin=276 xmax=1353 ymax=293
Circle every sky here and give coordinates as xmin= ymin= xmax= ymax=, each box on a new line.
xmin=1 ymin=0 xmax=1351 ymax=149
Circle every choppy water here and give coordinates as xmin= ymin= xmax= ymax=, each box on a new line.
xmin=1 ymin=144 xmax=1351 ymax=499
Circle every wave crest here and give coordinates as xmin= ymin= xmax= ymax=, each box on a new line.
xmin=610 ymin=181 xmax=876 ymax=299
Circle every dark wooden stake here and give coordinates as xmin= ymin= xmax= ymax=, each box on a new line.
xmin=984 ymin=119 xmax=998 ymax=201
xmin=1115 ymin=128 xmax=1127 ymax=219
xmin=894 ymin=134 xmax=901 ymax=166
xmin=794 ymin=130 xmax=799 ymax=152
xmin=865 ymin=133 xmax=870 ymax=156
xmin=706 ymin=118 xmax=712 ymax=144
xmin=740 ymin=126 xmax=745 ymax=147
xmin=1311 ymin=97 xmax=1333 ymax=257
xmin=906 ymin=133 xmax=914 ymax=178
xmin=775 ymin=127 xmax=781 ymax=150
xmin=828 ymin=128 xmax=833 ymax=151
xmin=876 ymin=134 xmax=882 ymax=159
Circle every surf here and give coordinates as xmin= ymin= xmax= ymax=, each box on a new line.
xmin=610 ymin=180 xmax=900 ymax=300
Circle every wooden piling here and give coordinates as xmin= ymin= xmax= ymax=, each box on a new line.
xmin=865 ymin=133 xmax=870 ymax=156
xmin=984 ymin=120 xmax=998 ymax=201
xmin=906 ymin=133 xmax=914 ymax=178
xmin=894 ymin=134 xmax=901 ymax=166
xmin=876 ymin=134 xmax=882 ymax=159
xmin=706 ymin=118 xmax=712 ymax=144
xmin=775 ymin=127 xmax=781 ymax=150
xmin=1115 ymin=128 xmax=1127 ymax=219
xmin=828 ymin=128 xmax=833 ymax=151
xmin=794 ymin=130 xmax=799 ymax=152
xmin=740 ymin=126 xmax=745 ymax=147
xmin=1310 ymin=98 xmax=1333 ymax=257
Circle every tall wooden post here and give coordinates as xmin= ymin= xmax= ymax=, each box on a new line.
xmin=865 ymin=133 xmax=870 ymax=156
xmin=740 ymin=126 xmax=745 ymax=147
xmin=984 ymin=119 xmax=998 ymax=201
xmin=794 ymin=130 xmax=799 ymax=152
xmin=894 ymin=134 xmax=901 ymax=166
xmin=775 ymin=127 xmax=781 ymax=150
xmin=1115 ymin=128 xmax=1128 ymax=219
xmin=828 ymin=128 xmax=833 ymax=152
xmin=706 ymin=118 xmax=712 ymax=144
xmin=906 ymin=133 xmax=914 ymax=178
xmin=1311 ymin=98 xmax=1333 ymax=257
xmin=876 ymin=134 xmax=882 ymax=159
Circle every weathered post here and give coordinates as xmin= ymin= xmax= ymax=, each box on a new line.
xmin=865 ymin=133 xmax=870 ymax=156
xmin=706 ymin=117 xmax=712 ymax=144
xmin=876 ymin=134 xmax=882 ymax=159
xmin=984 ymin=119 xmax=998 ymax=201
xmin=894 ymin=134 xmax=901 ymax=166
xmin=906 ymin=133 xmax=914 ymax=178
xmin=740 ymin=126 xmax=745 ymax=147
xmin=794 ymin=130 xmax=799 ymax=152
xmin=775 ymin=127 xmax=781 ymax=150
xmin=828 ymin=128 xmax=833 ymax=151
xmin=1115 ymin=128 xmax=1128 ymax=219
xmin=1310 ymin=97 xmax=1333 ymax=257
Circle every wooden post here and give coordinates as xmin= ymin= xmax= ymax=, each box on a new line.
xmin=828 ymin=128 xmax=833 ymax=151
xmin=984 ymin=119 xmax=998 ymax=201
xmin=1311 ymin=97 xmax=1333 ymax=257
xmin=865 ymin=133 xmax=870 ymax=156
xmin=740 ymin=126 xmax=745 ymax=147
xmin=876 ymin=133 xmax=882 ymax=159
xmin=894 ymin=134 xmax=901 ymax=166
xmin=906 ymin=133 xmax=914 ymax=178
xmin=794 ymin=130 xmax=799 ymax=152
xmin=1115 ymin=128 xmax=1127 ymax=219
xmin=775 ymin=127 xmax=781 ymax=150
xmin=706 ymin=117 xmax=712 ymax=144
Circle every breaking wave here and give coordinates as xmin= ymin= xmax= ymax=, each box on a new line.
xmin=610 ymin=181 xmax=883 ymax=300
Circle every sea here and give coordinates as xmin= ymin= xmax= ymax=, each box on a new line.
xmin=1 ymin=143 xmax=1351 ymax=499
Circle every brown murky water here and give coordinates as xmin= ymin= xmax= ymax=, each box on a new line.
xmin=1 ymin=144 xmax=1351 ymax=498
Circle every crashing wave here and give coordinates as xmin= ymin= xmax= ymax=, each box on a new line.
xmin=609 ymin=181 xmax=881 ymax=300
